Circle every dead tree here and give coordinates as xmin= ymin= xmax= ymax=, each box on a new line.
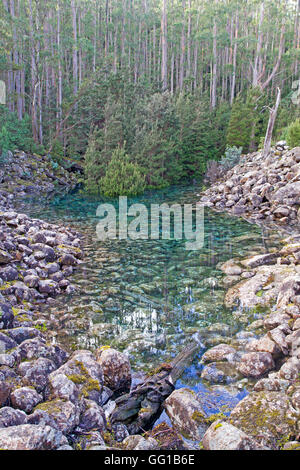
xmin=263 ymin=87 xmax=281 ymax=158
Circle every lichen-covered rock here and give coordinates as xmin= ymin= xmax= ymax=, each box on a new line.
xmin=75 ymin=431 xmax=105 ymax=450
xmin=0 ymin=249 xmax=12 ymax=264
xmin=145 ymin=422 xmax=187 ymax=450
xmin=164 ymin=388 xmax=208 ymax=440
xmin=19 ymin=357 xmax=57 ymax=392
xmin=0 ymin=377 xmax=11 ymax=406
xmin=96 ymin=347 xmax=131 ymax=393
xmin=0 ymin=331 xmax=17 ymax=352
xmin=5 ymin=327 xmax=43 ymax=344
xmin=220 ymin=259 xmax=242 ymax=276
xmin=123 ymin=435 xmax=159 ymax=450
xmin=279 ymin=357 xmax=300 ymax=380
xmin=27 ymin=409 xmax=60 ymax=430
xmin=0 ymin=406 xmax=27 ymax=428
xmin=35 ymin=398 xmax=81 ymax=434
xmin=0 ymin=424 xmax=68 ymax=450
xmin=282 ymin=441 xmax=300 ymax=450
xmin=241 ymin=253 xmax=278 ymax=269
xmin=75 ymin=399 xmax=106 ymax=433
xmin=246 ymin=336 xmax=281 ymax=356
xmin=238 ymin=352 xmax=275 ymax=378
xmin=229 ymin=391 xmax=298 ymax=448
xmin=253 ymin=377 xmax=290 ymax=393
xmin=47 ymin=372 xmax=79 ymax=403
xmin=10 ymin=386 xmax=43 ymax=413
xmin=202 ymin=420 xmax=267 ymax=450
xmin=264 ymin=313 xmax=291 ymax=330
xmin=38 ymin=279 xmax=59 ymax=295
xmin=201 ymin=344 xmax=236 ymax=363
xmin=12 ymin=337 xmax=68 ymax=367
xmin=47 ymin=350 xmax=104 ymax=404
xmin=0 ymin=303 xmax=14 ymax=329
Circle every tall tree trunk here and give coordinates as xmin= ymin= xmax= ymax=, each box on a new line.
xmin=211 ymin=17 xmax=217 ymax=108
xmin=161 ymin=0 xmax=168 ymax=91
xmin=263 ymin=87 xmax=281 ymax=158
xmin=57 ymin=0 xmax=62 ymax=136
xmin=252 ymin=1 xmax=264 ymax=88
xmin=71 ymin=0 xmax=78 ymax=96
xmin=230 ymin=12 xmax=238 ymax=105
xmin=179 ymin=0 xmax=186 ymax=92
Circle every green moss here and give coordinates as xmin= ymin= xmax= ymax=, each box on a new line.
xmin=66 ymin=374 xmax=86 ymax=385
xmin=204 ymin=412 xmax=227 ymax=425
xmin=255 ymin=290 xmax=264 ymax=297
xmin=73 ymin=360 xmax=101 ymax=397
xmin=36 ymin=398 xmax=66 ymax=414
xmin=214 ymin=422 xmax=223 ymax=430
xmin=192 ymin=410 xmax=206 ymax=423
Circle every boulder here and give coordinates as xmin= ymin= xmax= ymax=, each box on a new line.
xmin=238 ymin=352 xmax=275 ymax=378
xmin=0 ymin=424 xmax=68 ymax=450
xmin=10 ymin=386 xmax=43 ymax=413
xmin=35 ymin=398 xmax=81 ymax=434
xmin=201 ymin=362 xmax=241 ymax=384
xmin=75 ymin=399 xmax=106 ymax=433
xmin=96 ymin=347 xmax=131 ymax=393
xmin=229 ymin=391 xmax=298 ymax=448
xmin=164 ymin=388 xmax=208 ymax=440
xmin=0 ymin=407 xmax=27 ymax=428
xmin=201 ymin=344 xmax=236 ymax=363
xmin=202 ymin=420 xmax=266 ymax=450
xmin=47 ymin=350 xmax=104 ymax=404
xmin=123 ymin=435 xmax=159 ymax=450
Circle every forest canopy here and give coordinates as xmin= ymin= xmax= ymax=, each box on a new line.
xmin=1 ymin=0 xmax=300 ymax=194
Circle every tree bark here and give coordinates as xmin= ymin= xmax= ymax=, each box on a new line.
xmin=263 ymin=87 xmax=281 ymax=158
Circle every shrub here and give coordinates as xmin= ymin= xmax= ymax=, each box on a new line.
xmin=100 ymin=146 xmax=146 ymax=197
xmin=219 ymin=146 xmax=242 ymax=171
xmin=286 ymin=119 xmax=300 ymax=148
xmin=204 ymin=146 xmax=242 ymax=184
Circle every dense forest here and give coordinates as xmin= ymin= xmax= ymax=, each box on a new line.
xmin=1 ymin=0 xmax=300 ymax=195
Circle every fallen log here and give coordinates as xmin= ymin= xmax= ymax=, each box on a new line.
xmin=110 ymin=335 xmax=203 ymax=435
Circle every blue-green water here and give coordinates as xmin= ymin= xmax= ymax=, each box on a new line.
xmin=17 ymin=184 xmax=283 ymax=423
xmin=18 ymin=185 xmax=281 ymax=376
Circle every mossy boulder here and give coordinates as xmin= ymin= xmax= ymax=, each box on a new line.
xmin=229 ymin=391 xmax=299 ymax=448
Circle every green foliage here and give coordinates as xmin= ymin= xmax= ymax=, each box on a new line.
xmin=82 ymin=85 xmax=227 ymax=195
xmin=49 ymin=139 xmax=64 ymax=164
xmin=219 ymin=146 xmax=242 ymax=171
xmin=100 ymin=146 xmax=146 ymax=197
xmin=0 ymin=107 xmax=43 ymax=156
xmin=83 ymin=127 xmax=101 ymax=194
xmin=286 ymin=119 xmax=300 ymax=148
xmin=226 ymin=95 xmax=253 ymax=152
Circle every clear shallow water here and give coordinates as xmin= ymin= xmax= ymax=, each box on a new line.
xmin=18 ymin=185 xmax=281 ymax=387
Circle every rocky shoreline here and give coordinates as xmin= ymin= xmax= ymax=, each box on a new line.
xmin=0 ymin=147 xmax=300 ymax=450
